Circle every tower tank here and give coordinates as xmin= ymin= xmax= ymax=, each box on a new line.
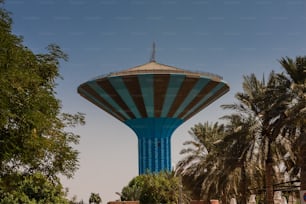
xmin=78 ymin=57 xmax=229 ymax=174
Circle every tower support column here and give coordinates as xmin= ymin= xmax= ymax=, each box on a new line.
xmin=138 ymin=135 xmax=171 ymax=174
xmin=125 ymin=118 xmax=183 ymax=174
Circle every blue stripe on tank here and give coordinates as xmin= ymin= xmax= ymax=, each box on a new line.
xmin=166 ymin=137 xmax=170 ymax=170
xmin=147 ymin=139 xmax=152 ymax=170
xmin=138 ymin=75 xmax=154 ymax=117
xmin=173 ymin=78 xmax=210 ymax=117
xmin=154 ymin=138 xmax=158 ymax=171
xmin=138 ymin=138 xmax=142 ymax=174
xmin=160 ymin=138 xmax=164 ymax=170
xmin=161 ymin=74 xmax=186 ymax=117
xmin=88 ymin=81 xmax=130 ymax=120
xmin=182 ymin=83 xmax=225 ymax=120
xmin=108 ymin=76 xmax=141 ymax=118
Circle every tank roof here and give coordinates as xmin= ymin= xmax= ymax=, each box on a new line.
xmin=96 ymin=61 xmax=223 ymax=81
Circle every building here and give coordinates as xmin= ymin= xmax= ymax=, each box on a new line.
xmin=78 ymin=55 xmax=229 ymax=174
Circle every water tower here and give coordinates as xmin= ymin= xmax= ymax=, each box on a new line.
xmin=78 ymin=50 xmax=229 ymax=174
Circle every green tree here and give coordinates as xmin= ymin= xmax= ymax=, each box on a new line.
xmin=177 ymin=70 xmax=297 ymax=203
xmin=222 ymin=72 xmax=293 ymax=204
xmin=89 ymin=193 xmax=102 ymax=204
xmin=121 ymin=171 xmax=190 ymax=204
xmin=279 ymin=56 xmax=306 ymax=192
xmin=0 ymin=172 xmax=69 ymax=204
xmin=214 ymin=60 xmax=304 ymax=203
xmin=0 ymin=1 xmax=84 ymax=202
xmin=176 ymin=122 xmax=226 ymax=201
xmin=216 ymin=114 xmax=263 ymax=204
xmin=176 ymin=120 xmax=258 ymax=203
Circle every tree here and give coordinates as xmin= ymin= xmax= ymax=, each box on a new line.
xmin=177 ymin=71 xmax=295 ymax=204
xmin=0 ymin=172 xmax=70 ymax=204
xmin=279 ymin=56 xmax=306 ymax=192
xmin=176 ymin=120 xmax=259 ymax=203
xmin=176 ymin=122 xmax=226 ymax=200
xmin=216 ymin=114 xmax=263 ymax=204
xmin=0 ymin=1 xmax=84 ymax=202
xmin=121 ymin=171 xmax=190 ymax=204
xmin=89 ymin=193 xmax=102 ymax=204
xmin=221 ymin=72 xmax=293 ymax=204
xmin=69 ymin=195 xmax=85 ymax=204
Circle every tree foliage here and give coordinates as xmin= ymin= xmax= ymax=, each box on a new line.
xmin=279 ymin=56 xmax=306 ymax=190
xmin=176 ymin=122 xmax=226 ymax=200
xmin=0 ymin=172 xmax=70 ymax=204
xmin=0 ymin=1 xmax=84 ymax=202
xmin=121 ymin=171 xmax=190 ymax=204
xmin=177 ymin=58 xmax=305 ymax=203
xmin=89 ymin=193 xmax=102 ymax=204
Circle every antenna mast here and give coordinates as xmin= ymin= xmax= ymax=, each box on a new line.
xmin=150 ymin=42 xmax=156 ymax=62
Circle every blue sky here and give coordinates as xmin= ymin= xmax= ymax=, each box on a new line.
xmin=4 ymin=0 xmax=306 ymax=202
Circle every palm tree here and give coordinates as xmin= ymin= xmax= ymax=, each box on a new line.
xmin=176 ymin=118 xmax=260 ymax=203
xmin=279 ymin=56 xmax=306 ymax=192
xmin=217 ymin=114 xmax=261 ymax=204
xmin=89 ymin=193 xmax=102 ymax=204
xmin=222 ymin=72 xmax=292 ymax=204
xmin=176 ymin=122 xmax=226 ymax=201
xmin=177 ymin=62 xmax=303 ymax=203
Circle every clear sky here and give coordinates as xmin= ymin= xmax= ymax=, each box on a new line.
xmin=4 ymin=0 xmax=306 ymax=202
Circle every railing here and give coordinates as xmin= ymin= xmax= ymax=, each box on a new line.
xmin=91 ymin=69 xmax=223 ymax=81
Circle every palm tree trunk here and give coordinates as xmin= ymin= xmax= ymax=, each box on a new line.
xmin=265 ymin=144 xmax=274 ymax=204
xmin=240 ymin=164 xmax=248 ymax=204
xmin=221 ymin=193 xmax=227 ymax=204
xmin=300 ymin=128 xmax=306 ymax=191
xmin=301 ymin=146 xmax=306 ymax=189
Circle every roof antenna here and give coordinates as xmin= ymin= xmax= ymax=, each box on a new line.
xmin=150 ymin=42 xmax=156 ymax=62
